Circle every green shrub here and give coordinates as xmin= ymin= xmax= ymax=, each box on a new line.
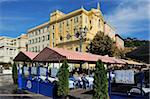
xmin=93 ymin=60 xmax=108 ymax=99
xmin=12 ymin=63 xmax=18 ymax=85
xmin=57 ymin=60 xmax=69 ymax=98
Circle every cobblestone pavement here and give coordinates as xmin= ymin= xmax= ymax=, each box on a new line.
xmin=0 ymin=75 xmax=51 ymax=99
xmin=69 ymin=88 xmax=92 ymax=99
xmin=0 ymin=74 xmax=14 ymax=94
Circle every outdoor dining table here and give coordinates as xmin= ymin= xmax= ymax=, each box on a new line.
xmin=39 ymin=76 xmax=74 ymax=89
xmin=85 ymin=76 xmax=94 ymax=88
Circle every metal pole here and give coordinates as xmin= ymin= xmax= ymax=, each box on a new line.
xmin=46 ymin=63 xmax=49 ymax=81
xmin=37 ymin=64 xmax=40 ymax=94
xmin=79 ymin=31 xmax=83 ymax=73
xmin=140 ymin=71 xmax=144 ymax=96
xmin=80 ymin=37 xmax=82 ymax=52
xmin=108 ymin=69 xmax=111 ymax=97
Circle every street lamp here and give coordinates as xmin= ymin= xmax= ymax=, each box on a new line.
xmin=74 ymin=26 xmax=88 ymax=52
xmin=74 ymin=26 xmax=88 ymax=73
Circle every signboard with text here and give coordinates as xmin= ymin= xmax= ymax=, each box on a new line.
xmin=114 ymin=70 xmax=135 ymax=84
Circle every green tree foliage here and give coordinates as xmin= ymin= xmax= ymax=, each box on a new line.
xmin=111 ymin=44 xmax=125 ymax=58
xmin=88 ymin=32 xmax=113 ymax=56
xmin=87 ymin=31 xmax=124 ymax=58
xmin=93 ymin=60 xmax=108 ymax=99
xmin=12 ymin=63 xmax=18 ymax=85
xmin=57 ymin=60 xmax=69 ymax=97
xmin=124 ymin=37 xmax=149 ymax=47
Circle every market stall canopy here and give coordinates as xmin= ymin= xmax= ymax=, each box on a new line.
xmin=33 ymin=47 xmax=126 ymax=64
xmin=103 ymin=56 xmax=126 ymax=64
xmin=14 ymin=51 xmax=38 ymax=62
xmin=120 ymin=59 xmax=144 ymax=66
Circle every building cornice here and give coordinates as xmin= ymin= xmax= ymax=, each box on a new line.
xmin=28 ymin=21 xmax=50 ymax=33
xmin=49 ymin=8 xmax=89 ymax=25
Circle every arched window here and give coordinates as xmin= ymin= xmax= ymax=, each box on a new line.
xmin=75 ymin=47 xmax=79 ymax=51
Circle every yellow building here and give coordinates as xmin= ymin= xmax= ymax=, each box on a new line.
xmin=27 ymin=3 xmax=124 ymax=53
xmin=49 ymin=4 xmax=105 ymax=52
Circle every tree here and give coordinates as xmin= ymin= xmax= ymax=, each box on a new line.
xmin=87 ymin=31 xmax=114 ymax=56
xmin=12 ymin=63 xmax=18 ymax=85
xmin=87 ymin=31 xmax=124 ymax=58
xmin=93 ymin=60 xmax=108 ymax=99
xmin=111 ymin=44 xmax=125 ymax=58
xmin=57 ymin=60 xmax=69 ymax=98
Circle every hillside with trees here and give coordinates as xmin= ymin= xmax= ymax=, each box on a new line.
xmin=124 ymin=37 xmax=149 ymax=47
xmin=124 ymin=37 xmax=149 ymax=63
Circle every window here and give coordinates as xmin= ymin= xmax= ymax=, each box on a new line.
xmin=38 ymin=37 xmax=40 ymax=42
xmin=74 ymin=16 xmax=78 ymax=23
xmin=42 ymin=29 xmax=43 ymax=33
xmin=32 ymin=47 xmax=34 ymax=52
xmin=60 ymin=36 xmax=63 ymax=41
xmin=52 ymin=25 xmax=55 ymax=29
xmin=29 ymin=40 xmax=31 ymax=44
xmin=66 ymin=20 xmax=69 ymax=26
xmin=52 ymin=42 xmax=54 ymax=47
xmin=47 ymin=35 xmax=50 ymax=40
xmin=38 ymin=46 xmax=40 ymax=52
xmin=32 ymin=39 xmax=34 ymax=44
xmin=35 ymin=38 xmax=38 ymax=43
xmin=35 ymin=46 xmax=37 ymax=52
xmin=35 ymin=31 xmax=38 ymax=35
xmin=80 ymin=16 xmax=82 ymax=22
xmin=52 ymin=33 xmax=55 ymax=39
xmin=39 ymin=30 xmax=41 ymax=34
xmin=42 ymin=45 xmax=44 ymax=49
xmin=75 ymin=47 xmax=79 ymax=51
xmin=42 ymin=36 xmax=45 ymax=41
xmin=90 ymin=20 xmax=91 ymax=24
xmin=98 ymin=19 xmax=100 ymax=28
xmin=59 ymin=23 xmax=62 ymax=28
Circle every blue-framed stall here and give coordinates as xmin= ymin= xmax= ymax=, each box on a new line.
xmin=14 ymin=51 xmax=57 ymax=98
xmin=14 ymin=48 xmax=122 ymax=98
xmin=14 ymin=48 xmax=148 ymax=99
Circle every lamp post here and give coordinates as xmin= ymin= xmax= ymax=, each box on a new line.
xmin=74 ymin=26 xmax=88 ymax=73
xmin=74 ymin=26 xmax=88 ymax=52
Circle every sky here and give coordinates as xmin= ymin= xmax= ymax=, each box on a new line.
xmin=0 ymin=0 xmax=149 ymax=40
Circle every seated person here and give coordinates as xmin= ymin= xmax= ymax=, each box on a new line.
xmin=81 ymin=73 xmax=89 ymax=89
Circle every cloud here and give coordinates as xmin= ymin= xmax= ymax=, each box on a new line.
xmin=105 ymin=0 xmax=149 ymax=38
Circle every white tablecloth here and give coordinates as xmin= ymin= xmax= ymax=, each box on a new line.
xmin=39 ymin=76 xmax=74 ymax=88
xmin=86 ymin=76 xmax=94 ymax=86
xmin=69 ymin=80 xmax=74 ymax=89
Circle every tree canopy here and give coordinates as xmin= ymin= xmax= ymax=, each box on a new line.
xmin=87 ymin=31 xmax=124 ymax=58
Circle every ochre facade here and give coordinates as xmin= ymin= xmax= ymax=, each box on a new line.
xmin=27 ymin=4 xmax=124 ymax=53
